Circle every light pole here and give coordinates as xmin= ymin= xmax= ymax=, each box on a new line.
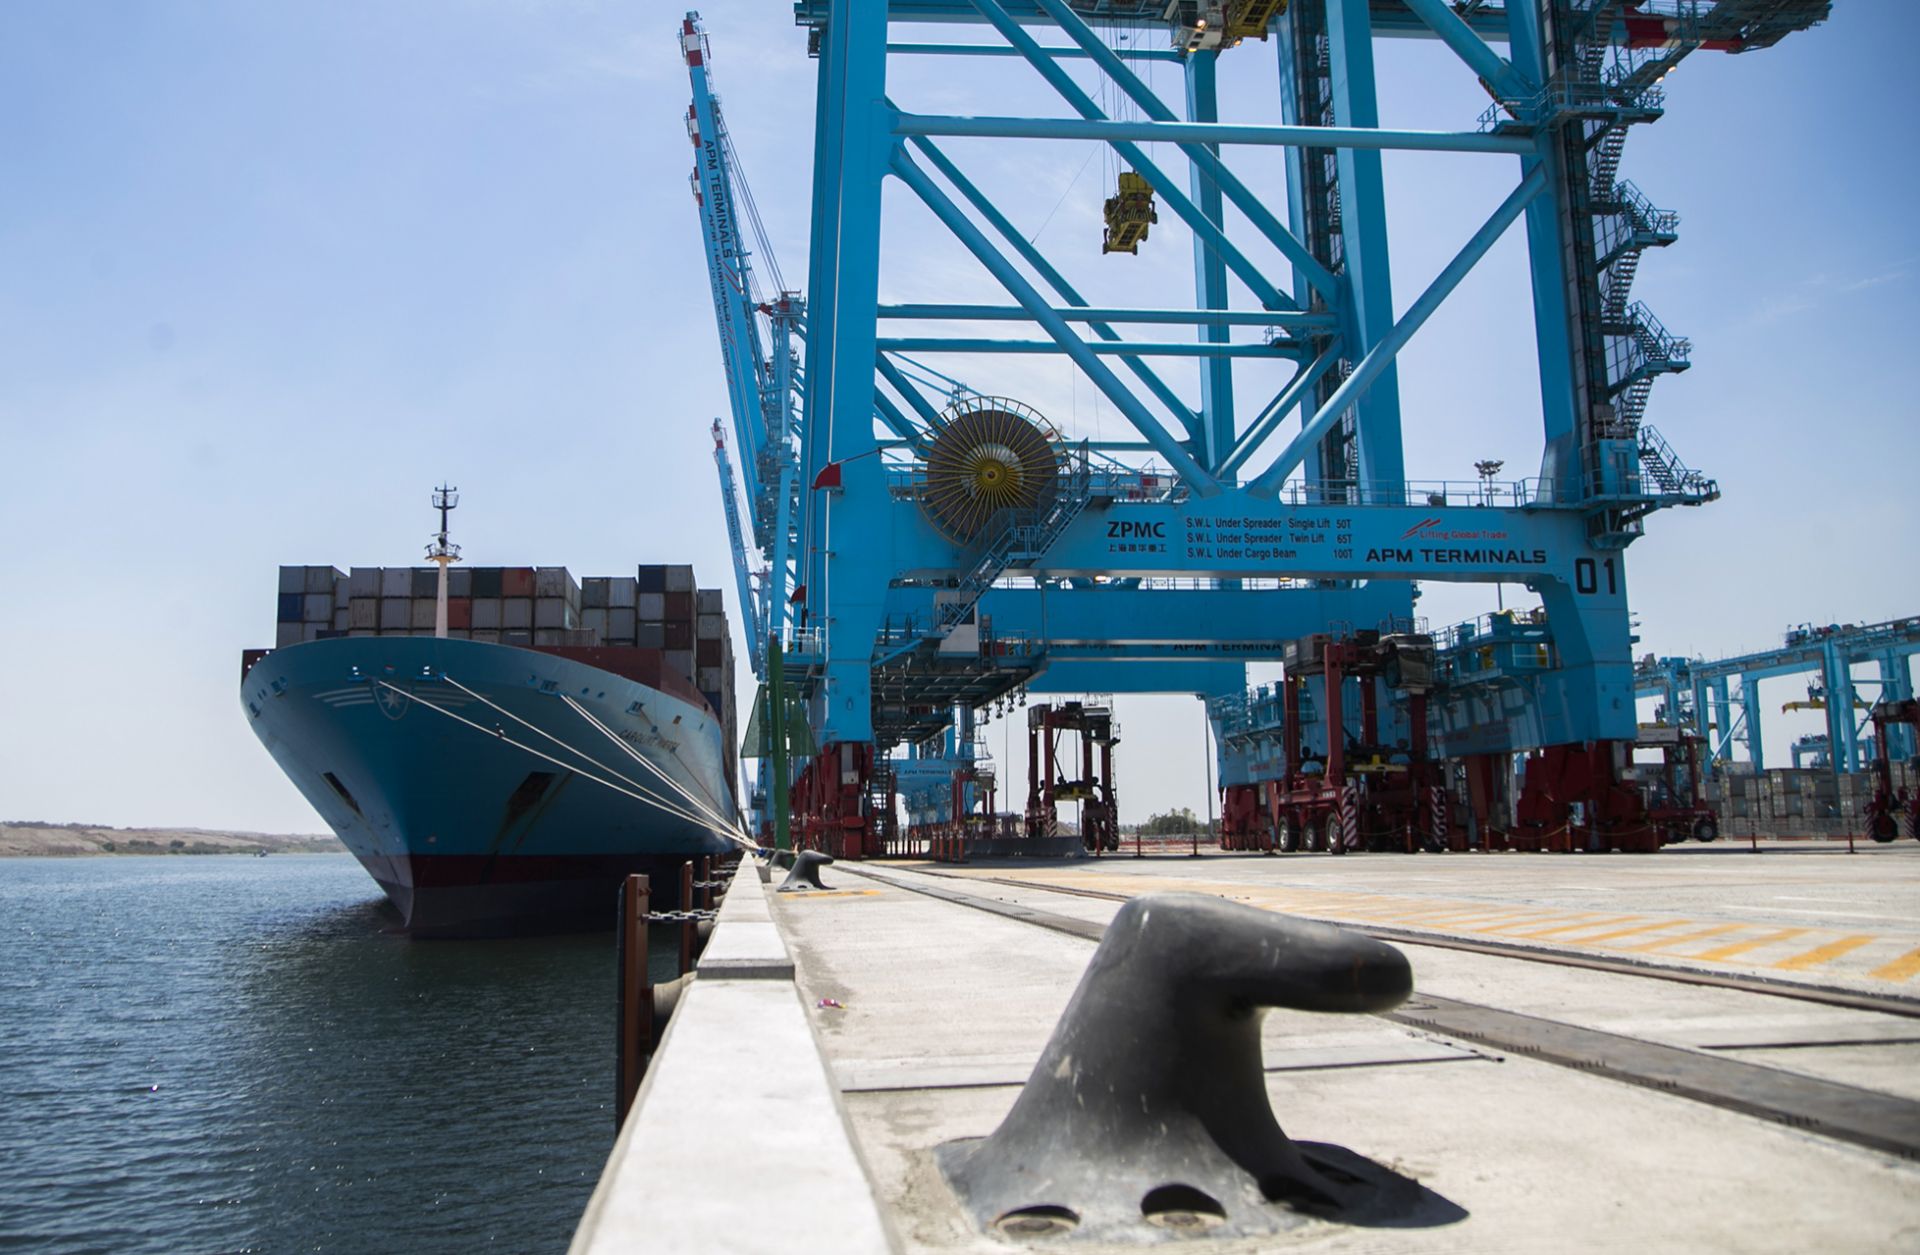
xmin=1197 ymin=697 xmax=1213 ymax=859
xmin=1475 ymin=460 xmax=1505 ymax=612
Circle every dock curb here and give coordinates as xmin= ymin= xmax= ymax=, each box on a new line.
xmin=571 ymin=862 xmax=895 ymax=1254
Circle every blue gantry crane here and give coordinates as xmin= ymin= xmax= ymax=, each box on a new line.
xmin=1634 ymin=616 xmax=1920 ymax=777
xmin=693 ymin=1 xmax=1827 ymax=856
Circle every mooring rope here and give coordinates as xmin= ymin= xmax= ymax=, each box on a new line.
xmin=438 ymin=675 xmax=744 ymax=845
xmin=558 ymin=693 xmax=735 ymax=833
xmin=372 ymin=680 xmax=741 ymax=844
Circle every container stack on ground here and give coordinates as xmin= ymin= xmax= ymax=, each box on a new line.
xmin=1708 ymin=764 xmax=1917 ymax=841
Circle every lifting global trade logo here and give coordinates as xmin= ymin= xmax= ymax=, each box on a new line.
xmin=1400 ymin=516 xmax=1444 ymax=540
xmin=1399 ymin=516 xmax=1506 ymax=543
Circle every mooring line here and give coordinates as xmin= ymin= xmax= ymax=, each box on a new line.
xmin=435 ymin=675 xmax=743 ymax=845
xmin=559 ymin=694 xmax=736 ymax=836
xmin=439 ymin=674 xmax=746 ymax=847
xmin=374 ymin=681 xmax=738 ymax=843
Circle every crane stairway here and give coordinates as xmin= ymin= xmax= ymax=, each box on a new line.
xmin=935 ymin=446 xmax=1093 ymax=636
xmin=1608 ymin=300 xmax=1691 ymax=429
xmin=1636 ymin=425 xmax=1718 ymax=504
xmin=1597 ymin=181 xmax=1679 ymax=319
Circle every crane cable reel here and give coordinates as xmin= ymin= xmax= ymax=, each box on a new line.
xmin=917 ymin=396 xmax=1064 ymax=543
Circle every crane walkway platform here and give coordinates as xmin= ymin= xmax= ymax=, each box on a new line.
xmin=574 ymin=843 xmax=1920 ymax=1253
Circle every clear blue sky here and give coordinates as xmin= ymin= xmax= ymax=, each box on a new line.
xmin=1 ymin=3 xmax=1914 ymax=833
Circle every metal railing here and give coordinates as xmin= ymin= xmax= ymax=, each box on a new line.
xmin=867 ymin=450 xmax=1741 ymax=539
xmin=1436 ymin=608 xmax=1553 ymax=653
xmin=1636 ymin=425 xmax=1718 ymax=501
xmin=1478 ymin=73 xmax=1666 ymax=133
xmin=1612 ymin=180 xmax=1680 ymax=234
xmin=1625 ymin=300 xmax=1691 ymax=365
xmin=783 ymin=627 xmax=825 ymax=661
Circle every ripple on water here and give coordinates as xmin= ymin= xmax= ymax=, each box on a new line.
xmin=0 ymin=856 xmax=629 ymax=1254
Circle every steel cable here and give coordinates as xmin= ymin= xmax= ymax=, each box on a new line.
xmin=374 ymin=681 xmax=743 ymax=845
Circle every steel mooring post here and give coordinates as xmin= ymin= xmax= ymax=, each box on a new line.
xmin=777 ymin=848 xmax=835 ymax=892
xmin=678 ymin=860 xmax=696 ymax=975
xmin=699 ymin=855 xmax=714 ymax=912
xmin=939 ymin=893 xmax=1431 ymax=1241
xmin=615 ymin=873 xmax=651 ymax=1130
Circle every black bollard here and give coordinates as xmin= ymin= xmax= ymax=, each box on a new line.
xmin=756 ymin=847 xmax=794 ymax=885
xmin=939 ymin=892 xmax=1441 ymax=1241
xmin=776 ymin=849 xmax=834 ymax=892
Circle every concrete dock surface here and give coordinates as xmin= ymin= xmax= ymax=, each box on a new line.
xmin=578 ymin=843 xmax=1920 ymax=1253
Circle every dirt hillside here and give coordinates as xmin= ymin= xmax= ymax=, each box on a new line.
xmin=0 ymin=823 xmax=342 ymax=857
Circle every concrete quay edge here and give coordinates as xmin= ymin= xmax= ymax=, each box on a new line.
xmin=570 ymin=859 xmax=895 ymax=1254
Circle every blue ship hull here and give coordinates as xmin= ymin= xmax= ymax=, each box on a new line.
xmin=242 ymin=637 xmax=736 ymax=936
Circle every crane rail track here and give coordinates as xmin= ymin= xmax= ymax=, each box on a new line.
xmin=841 ymin=863 xmax=1920 ymax=1161
xmin=950 ymin=868 xmax=1920 ymax=1021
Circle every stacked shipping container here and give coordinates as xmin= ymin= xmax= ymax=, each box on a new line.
xmin=1707 ymin=763 xmax=1916 ymax=839
xmin=273 ymin=562 xmax=740 ymax=788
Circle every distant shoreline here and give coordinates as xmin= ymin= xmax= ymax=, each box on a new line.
xmin=1 ymin=823 xmax=344 ymax=858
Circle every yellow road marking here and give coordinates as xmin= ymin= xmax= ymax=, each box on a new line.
xmin=1390 ymin=905 xmax=1556 ymax=923
xmin=1348 ymin=906 xmax=1536 ymax=925
xmin=1229 ymin=894 xmax=1582 ymax=935
xmin=1501 ymin=915 xmax=1645 ymax=939
xmin=1562 ymin=919 xmax=1694 ymax=945
xmin=956 ymin=871 xmax=1920 ymax=980
xmin=1294 ymin=899 xmax=1426 ymax=913
xmin=1617 ymin=923 xmax=1747 ymax=953
xmin=1693 ymin=928 xmax=1810 ymax=962
xmin=1469 ymin=912 xmax=1616 ymax=935
xmin=1773 ymin=935 xmax=1876 ymax=970
xmin=1868 ymin=947 xmax=1920 ymax=983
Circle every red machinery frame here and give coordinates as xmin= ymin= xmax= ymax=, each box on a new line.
xmin=788 ymin=741 xmax=880 ymax=859
xmin=1512 ymin=741 xmax=1657 ymax=852
xmin=1263 ymin=632 xmax=1447 ymax=855
xmin=1025 ymin=701 xmax=1119 ymax=853
xmin=1866 ymin=699 xmax=1919 ymax=843
xmin=1633 ymin=726 xmax=1719 ymax=845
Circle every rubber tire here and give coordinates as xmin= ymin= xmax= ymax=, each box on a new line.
xmin=1276 ymin=814 xmax=1299 ymax=854
xmin=1869 ymin=812 xmax=1899 ymax=844
xmin=1692 ymin=815 xmax=1719 ymax=843
xmin=1326 ymin=815 xmax=1348 ymax=856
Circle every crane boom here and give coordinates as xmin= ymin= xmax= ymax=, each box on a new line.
xmin=683 ymin=11 xmax=804 ymax=658
xmin=712 ymin=420 xmax=767 ymax=674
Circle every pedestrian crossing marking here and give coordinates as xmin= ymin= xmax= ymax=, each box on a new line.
xmin=1774 ymin=935 xmax=1875 ymax=970
xmin=947 ymin=867 xmax=1920 ymax=984
xmin=1868 ymin=947 xmax=1920 ymax=982
xmin=1506 ymin=915 xmax=1644 ymax=939
xmin=1618 ymin=923 xmax=1746 ymax=953
xmin=1471 ymin=912 xmax=1618 ymax=935
xmin=1693 ymin=928 xmax=1810 ymax=962
xmin=1561 ymin=919 xmax=1697 ymax=945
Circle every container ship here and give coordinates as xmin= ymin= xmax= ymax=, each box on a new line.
xmin=241 ymin=509 xmax=742 ymax=936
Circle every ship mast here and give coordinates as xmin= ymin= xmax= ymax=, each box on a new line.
xmin=426 ymin=484 xmax=461 ymax=639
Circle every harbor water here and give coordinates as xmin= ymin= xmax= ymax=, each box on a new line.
xmin=0 ymin=854 xmax=662 ymax=1254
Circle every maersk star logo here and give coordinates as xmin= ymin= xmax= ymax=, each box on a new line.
xmin=372 ymin=682 xmax=413 ymax=721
